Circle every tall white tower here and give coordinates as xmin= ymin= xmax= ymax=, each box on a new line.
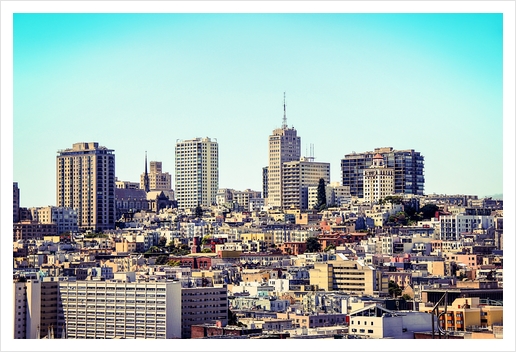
xmin=175 ymin=137 xmax=219 ymax=210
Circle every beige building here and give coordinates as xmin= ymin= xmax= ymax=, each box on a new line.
xmin=13 ymin=279 xmax=41 ymax=339
xmin=175 ymin=137 xmax=218 ymax=210
xmin=267 ymin=94 xmax=301 ymax=208
xmin=29 ymin=206 xmax=78 ymax=235
xmin=141 ymin=160 xmax=172 ymax=191
xmin=363 ymin=153 xmax=394 ymax=203
xmin=56 ymin=142 xmax=116 ymax=232
xmin=309 ymin=254 xmax=377 ymax=295
xmin=283 ymin=157 xmax=330 ymax=210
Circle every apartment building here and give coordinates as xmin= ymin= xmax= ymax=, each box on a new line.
xmin=141 ymin=160 xmax=172 ymax=192
xmin=181 ymin=287 xmax=228 ymax=338
xmin=282 ymin=157 xmax=330 ymax=210
xmin=309 ymin=254 xmax=377 ymax=295
xmin=267 ymin=95 xmax=301 ymax=208
xmin=363 ymin=154 xmax=394 ymax=203
xmin=439 ymin=214 xmax=494 ymax=241
xmin=175 ymin=137 xmax=219 ymax=210
xmin=57 ymin=280 xmax=182 ymax=339
xmin=13 ymin=279 xmax=41 ymax=339
xmin=14 ymin=182 xmax=20 ymax=223
xmin=56 ymin=142 xmax=116 ymax=232
xmin=13 ymin=221 xmax=58 ymax=242
xmin=341 ymin=147 xmax=424 ymax=198
xmin=29 ymin=206 xmax=78 ymax=236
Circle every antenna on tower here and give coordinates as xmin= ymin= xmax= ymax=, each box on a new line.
xmin=282 ymin=92 xmax=287 ymax=129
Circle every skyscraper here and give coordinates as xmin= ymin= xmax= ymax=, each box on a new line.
xmin=175 ymin=137 xmax=219 ymax=210
xmin=341 ymin=147 xmax=424 ymax=198
xmin=56 ymin=142 xmax=115 ymax=232
xmin=267 ymin=94 xmax=301 ymax=208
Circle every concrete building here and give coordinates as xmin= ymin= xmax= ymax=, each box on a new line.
xmin=363 ymin=153 xmax=394 ymax=203
xmin=283 ymin=157 xmax=330 ymax=210
xmin=309 ymin=254 xmax=377 ymax=295
xmin=56 ymin=142 xmax=116 ymax=232
xmin=13 ymin=221 xmax=58 ymax=242
xmin=57 ymin=280 xmax=182 ymax=339
xmin=181 ymin=286 xmax=228 ymax=339
xmin=29 ymin=206 xmax=78 ymax=236
xmin=439 ymin=214 xmax=495 ymax=241
xmin=140 ymin=158 xmax=173 ymax=192
xmin=267 ymin=94 xmax=301 ymax=208
xmin=341 ymin=147 xmax=424 ymax=198
xmin=14 ymin=182 xmax=20 ymax=223
xmin=175 ymin=137 xmax=219 ymax=210
xmin=115 ymin=178 xmax=140 ymax=190
xmin=13 ymin=279 xmax=41 ymax=339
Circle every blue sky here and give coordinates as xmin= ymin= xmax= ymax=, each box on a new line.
xmin=11 ymin=12 xmax=504 ymax=207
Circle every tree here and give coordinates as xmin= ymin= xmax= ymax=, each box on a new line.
xmin=324 ymin=243 xmax=336 ymax=252
xmin=201 ymin=248 xmax=212 ymax=253
xmin=401 ymin=294 xmax=412 ymax=301
xmin=388 ymin=280 xmax=402 ymax=298
xmin=420 ymin=204 xmax=439 ymax=219
xmin=158 ymin=236 xmax=167 ymax=247
xmin=316 ymin=178 xmax=327 ymax=211
xmin=195 ymin=204 xmax=203 ymax=218
xmin=201 ymin=235 xmax=211 ymax=246
xmin=305 ymin=237 xmax=322 ymax=253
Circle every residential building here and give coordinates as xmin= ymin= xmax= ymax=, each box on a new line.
xmin=267 ymin=94 xmax=301 ymax=208
xmin=140 ymin=157 xmax=173 ymax=192
xmin=439 ymin=214 xmax=495 ymax=241
xmin=14 ymin=182 xmax=20 ymax=223
xmin=181 ymin=287 xmax=228 ymax=339
xmin=13 ymin=279 xmax=41 ymax=339
xmin=363 ymin=153 xmax=394 ymax=203
xmin=29 ymin=206 xmax=78 ymax=236
xmin=56 ymin=142 xmax=116 ymax=232
xmin=175 ymin=137 xmax=219 ymax=210
xmin=57 ymin=280 xmax=182 ymax=339
xmin=13 ymin=221 xmax=58 ymax=242
xmin=309 ymin=254 xmax=377 ymax=295
xmin=283 ymin=157 xmax=330 ymax=210
xmin=262 ymin=166 xmax=269 ymax=200
xmin=341 ymin=147 xmax=424 ymax=198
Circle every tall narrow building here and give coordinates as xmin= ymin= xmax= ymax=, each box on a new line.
xmin=267 ymin=93 xmax=301 ymax=208
xmin=175 ymin=137 xmax=219 ymax=210
xmin=56 ymin=142 xmax=115 ymax=232
xmin=363 ymin=153 xmax=394 ymax=203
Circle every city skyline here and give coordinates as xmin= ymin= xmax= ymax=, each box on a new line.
xmin=9 ymin=9 xmax=508 ymax=208
xmin=2 ymin=2 xmax=515 ymax=351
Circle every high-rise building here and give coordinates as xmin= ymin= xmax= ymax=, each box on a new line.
xmin=175 ymin=137 xmax=219 ymax=210
xmin=140 ymin=158 xmax=173 ymax=192
xmin=13 ymin=182 xmax=20 ymax=223
xmin=56 ymin=142 xmax=115 ymax=232
xmin=267 ymin=94 xmax=301 ymax=208
xmin=282 ymin=157 xmax=330 ymax=210
xmin=341 ymin=147 xmax=424 ymax=198
xmin=363 ymin=154 xmax=395 ymax=204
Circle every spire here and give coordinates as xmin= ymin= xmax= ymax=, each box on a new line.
xmin=144 ymin=151 xmax=150 ymax=192
xmin=282 ymin=92 xmax=287 ymax=129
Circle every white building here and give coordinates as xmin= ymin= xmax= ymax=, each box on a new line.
xmin=57 ymin=280 xmax=182 ymax=339
xmin=363 ymin=153 xmax=394 ymax=204
xmin=439 ymin=214 xmax=494 ymax=241
xmin=29 ymin=206 xmax=78 ymax=235
xmin=267 ymin=94 xmax=301 ymax=208
xmin=175 ymin=137 xmax=219 ymax=210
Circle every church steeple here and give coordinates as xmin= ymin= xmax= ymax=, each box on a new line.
xmin=144 ymin=151 xmax=150 ymax=192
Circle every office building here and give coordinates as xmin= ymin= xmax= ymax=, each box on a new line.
xmin=341 ymin=147 xmax=424 ymax=198
xmin=181 ymin=287 xmax=228 ymax=338
xmin=283 ymin=157 xmax=330 ymax=210
xmin=267 ymin=94 xmax=301 ymax=208
xmin=175 ymin=137 xmax=219 ymax=210
xmin=56 ymin=142 xmax=115 ymax=232
xmin=363 ymin=153 xmax=394 ymax=203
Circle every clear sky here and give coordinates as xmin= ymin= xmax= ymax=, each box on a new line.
xmin=10 ymin=10 xmax=505 ymax=208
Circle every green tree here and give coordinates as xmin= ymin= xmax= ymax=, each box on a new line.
xmin=324 ymin=243 xmax=336 ymax=252
xmin=166 ymin=260 xmax=181 ymax=267
xmin=201 ymin=235 xmax=211 ymax=245
xmin=195 ymin=204 xmax=203 ymax=218
xmin=201 ymin=248 xmax=212 ymax=253
xmin=316 ymin=178 xmax=327 ymax=211
xmin=158 ymin=236 xmax=167 ymax=247
xmin=305 ymin=237 xmax=322 ymax=253
xmin=401 ymin=294 xmax=412 ymax=301
xmin=420 ymin=204 xmax=440 ymax=219
xmin=388 ymin=280 xmax=402 ymax=298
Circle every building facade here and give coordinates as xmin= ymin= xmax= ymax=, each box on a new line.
xmin=29 ymin=206 xmax=78 ymax=236
xmin=56 ymin=142 xmax=116 ymax=232
xmin=363 ymin=154 xmax=394 ymax=203
xmin=267 ymin=95 xmax=301 ymax=208
xmin=141 ymin=160 xmax=173 ymax=192
xmin=282 ymin=157 xmax=330 ymax=210
xmin=181 ymin=287 xmax=229 ymax=338
xmin=175 ymin=137 xmax=219 ymax=210
xmin=57 ymin=280 xmax=182 ymax=339
xmin=341 ymin=147 xmax=424 ymax=198
xmin=14 ymin=182 xmax=20 ymax=223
